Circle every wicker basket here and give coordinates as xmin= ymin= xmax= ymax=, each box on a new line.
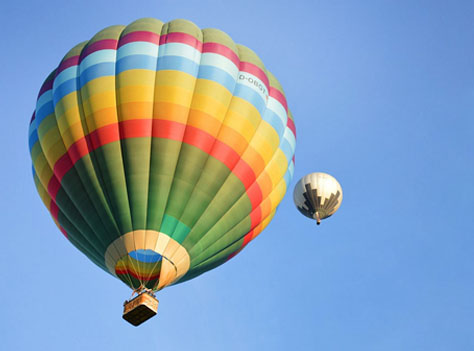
xmin=122 ymin=293 xmax=159 ymax=326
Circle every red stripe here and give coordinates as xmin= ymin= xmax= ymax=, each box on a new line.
xmin=47 ymin=177 xmax=62 ymax=199
xmin=118 ymin=31 xmax=160 ymax=47
xmin=120 ymin=119 xmax=152 ymax=139
xmin=239 ymin=62 xmax=270 ymax=92
xmin=59 ymin=227 xmax=68 ymax=238
xmin=54 ymin=154 xmax=73 ymax=182
xmin=80 ymin=39 xmax=118 ymax=63
xmin=48 ymin=119 xmax=263 ymax=210
xmin=269 ymin=87 xmax=288 ymax=113
xmin=233 ymin=159 xmax=256 ymax=189
xmin=203 ymin=42 xmax=240 ymax=68
xmin=159 ymin=32 xmax=203 ymax=51
xmin=50 ymin=201 xmax=60 ymax=221
xmin=50 ymin=201 xmax=68 ymax=238
xmin=152 ymin=119 xmax=186 ymax=140
xmin=226 ymin=230 xmax=254 ymax=261
xmin=242 ymin=231 xmax=253 ymax=247
xmin=249 ymin=206 xmax=262 ymax=228
xmin=246 ymin=183 xmax=263 ymax=210
xmin=286 ymin=116 xmax=296 ymax=138
xmin=183 ymin=126 xmax=214 ymax=154
xmin=56 ymin=55 xmax=80 ymax=76
xmin=115 ymin=268 xmax=160 ymax=281
xmin=210 ymin=139 xmax=241 ymax=170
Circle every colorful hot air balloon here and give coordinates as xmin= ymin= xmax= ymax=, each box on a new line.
xmin=293 ymin=172 xmax=342 ymax=225
xmin=28 ymin=17 xmax=296 ymax=313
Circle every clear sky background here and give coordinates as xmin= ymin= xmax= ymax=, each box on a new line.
xmin=1 ymin=1 xmax=473 ymax=350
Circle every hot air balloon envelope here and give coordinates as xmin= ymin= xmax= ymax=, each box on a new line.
xmin=293 ymin=172 xmax=342 ymax=224
xmin=28 ymin=18 xmax=296 ymax=299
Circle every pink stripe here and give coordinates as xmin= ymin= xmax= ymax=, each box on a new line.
xmin=50 ymin=202 xmax=68 ymax=238
xmin=53 ymin=153 xmax=74 ymax=182
xmin=80 ymin=39 xmax=118 ymax=63
xmin=269 ymin=87 xmax=288 ymax=113
xmin=50 ymin=199 xmax=60 ymax=221
xmin=159 ymin=32 xmax=203 ymax=51
xmin=286 ymin=117 xmax=296 ymax=138
xmin=56 ymin=55 xmax=80 ymax=76
xmin=37 ymin=79 xmax=53 ymax=99
xmin=59 ymin=227 xmax=68 ymax=238
xmin=202 ymin=42 xmax=240 ymax=68
xmin=239 ymin=62 xmax=270 ymax=92
xmin=47 ymin=177 xmax=62 ymax=199
xmin=118 ymin=31 xmax=160 ymax=47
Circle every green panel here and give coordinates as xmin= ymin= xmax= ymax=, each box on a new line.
xmin=86 ymin=140 xmax=133 ymax=234
xmin=72 ymin=154 xmax=121 ymax=240
xmin=179 ymin=237 xmax=245 ymax=283
xmin=162 ymin=19 xmax=202 ymax=39
xmin=121 ymin=137 xmax=152 ymax=229
xmin=189 ymin=214 xmax=252 ymax=265
xmin=146 ymin=139 xmax=182 ymax=231
xmin=163 ymin=145 xmax=208 ymax=225
xmin=121 ymin=17 xmax=163 ymax=36
xmin=179 ymin=156 xmax=232 ymax=226
xmin=88 ymin=25 xmax=125 ymax=44
xmin=57 ymin=210 xmax=108 ymax=271
xmin=182 ymin=172 xmax=250 ymax=251
xmin=55 ymin=185 xmax=107 ymax=254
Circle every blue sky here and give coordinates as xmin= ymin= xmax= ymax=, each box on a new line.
xmin=1 ymin=1 xmax=473 ymax=350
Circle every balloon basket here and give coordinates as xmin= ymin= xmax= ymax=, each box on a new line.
xmin=122 ymin=291 xmax=159 ymax=326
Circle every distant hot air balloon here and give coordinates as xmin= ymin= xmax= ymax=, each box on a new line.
xmin=293 ymin=172 xmax=342 ymax=225
xmin=28 ymin=18 xmax=296 ymax=325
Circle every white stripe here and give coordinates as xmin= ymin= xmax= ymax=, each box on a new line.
xmin=53 ymin=66 xmax=78 ymax=91
xmin=283 ymin=128 xmax=296 ymax=151
xmin=158 ymin=43 xmax=201 ymax=64
xmin=117 ymin=42 xmax=159 ymax=60
xmin=237 ymin=71 xmax=268 ymax=103
xmin=267 ymin=96 xmax=287 ymax=128
xmin=200 ymin=52 xmax=239 ymax=77
xmin=79 ymin=49 xmax=116 ymax=71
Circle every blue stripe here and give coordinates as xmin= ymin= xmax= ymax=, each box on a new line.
xmin=157 ymin=56 xmax=199 ymax=76
xmin=198 ymin=66 xmax=236 ymax=93
xmin=233 ymin=84 xmax=266 ymax=115
xmin=262 ymin=110 xmax=285 ymax=137
xmin=129 ymin=249 xmax=162 ymax=263
xmin=35 ymin=101 xmax=54 ymax=125
xmin=283 ymin=166 xmax=292 ymax=186
xmin=280 ymin=138 xmax=294 ymax=164
xmin=53 ymin=79 xmax=77 ymax=105
xmin=29 ymin=131 xmax=39 ymax=151
xmin=116 ymin=55 xmax=157 ymax=73
xmin=79 ymin=62 xmax=115 ymax=88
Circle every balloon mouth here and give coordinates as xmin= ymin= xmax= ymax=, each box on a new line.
xmin=115 ymin=250 xmax=176 ymax=290
xmin=104 ymin=230 xmax=190 ymax=290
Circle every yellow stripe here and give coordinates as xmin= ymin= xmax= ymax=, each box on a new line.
xmin=154 ymin=70 xmax=195 ymax=89
xmin=222 ymin=108 xmax=258 ymax=143
xmin=117 ymin=69 xmax=156 ymax=87
xmin=117 ymin=85 xmax=154 ymax=105
xmin=191 ymin=93 xmax=229 ymax=123
xmin=79 ymin=76 xmax=115 ymax=101
xmin=154 ymin=85 xmax=194 ymax=105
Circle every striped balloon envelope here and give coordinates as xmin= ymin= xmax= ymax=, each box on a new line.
xmin=28 ymin=18 xmax=296 ymax=292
